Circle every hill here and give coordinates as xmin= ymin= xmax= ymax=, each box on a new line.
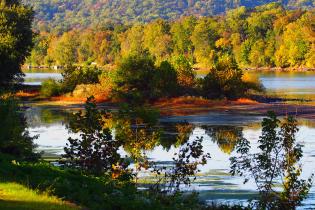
xmin=25 ymin=0 xmax=314 ymax=32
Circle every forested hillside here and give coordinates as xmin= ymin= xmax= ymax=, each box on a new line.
xmin=28 ymin=4 xmax=314 ymax=69
xmin=25 ymin=0 xmax=314 ymax=32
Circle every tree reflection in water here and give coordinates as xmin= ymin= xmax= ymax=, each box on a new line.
xmin=203 ymin=125 xmax=243 ymax=154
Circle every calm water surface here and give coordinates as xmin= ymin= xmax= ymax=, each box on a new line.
xmin=23 ymin=69 xmax=62 ymax=86
xmin=256 ymin=71 xmax=315 ymax=101
xmin=23 ymin=69 xmax=315 ymax=99
xmin=24 ymin=106 xmax=315 ymax=209
xmin=23 ymin=70 xmax=315 ymax=208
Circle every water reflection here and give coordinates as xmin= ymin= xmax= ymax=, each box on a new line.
xmin=24 ymin=106 xmax=315 ymax=208
xmin=203 ymin=126 xmax=243 ymax=154
xmin=25 ymin=106 xmax=71 ymax=128
xmin=23 ymin=73 xmax=62 ymax=86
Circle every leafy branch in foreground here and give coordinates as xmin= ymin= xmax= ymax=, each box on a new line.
xmin=230 ymin=111 xmax=313 ymax=209
xmin=151 ymin=137 xmax=210 ymax=193
xmin=62 ymin=96 xmax=129 ymax=178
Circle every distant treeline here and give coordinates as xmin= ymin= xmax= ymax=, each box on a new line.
xmin=27 ymin=4 xmax=315 ymax=69
xmin=25 ymin=0 xmax=314 ymax=33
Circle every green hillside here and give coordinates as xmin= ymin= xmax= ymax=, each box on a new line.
xmin=25 ymin=0 xmax=314 ymax=32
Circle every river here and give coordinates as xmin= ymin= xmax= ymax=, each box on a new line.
xmin=23 ymin=69 xmax=315 ymax=209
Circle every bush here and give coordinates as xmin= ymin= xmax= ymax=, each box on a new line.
xmin=171 ymin=55 xmax=196 ymax=93
xmin=113 ymin=54 xmax=181 ymax=104
xmin=154 ymin=61 xmax=179 ymax=98
xmin=40 ymin=79 xmax=62 ymax=97
xmin=0 ymin=160 xmax=138 ymax=210
xmin=72 ymin=71 xmax=114 ymax=100
xmin=202 ymin=56 xmax=245 ymax=99
xmin=61 ymin=65 xmax=101 ymax=93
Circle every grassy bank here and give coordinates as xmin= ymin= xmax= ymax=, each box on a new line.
xmin=0 ymin=158 xmax=243 ymax=210
xmin=0 ymin=183 xmax=79 ymax=210
xmin=0 ymin=160 xmax=138 ymax=210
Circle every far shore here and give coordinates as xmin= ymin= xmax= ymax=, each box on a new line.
xmin=15 ymin=87 xmax=315 ymax=121
xmin=23 ymin=65 xmax=315 ymax=73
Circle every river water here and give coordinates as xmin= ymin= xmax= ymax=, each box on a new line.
xmin=23 ymin=70 xmax=315 ymax=208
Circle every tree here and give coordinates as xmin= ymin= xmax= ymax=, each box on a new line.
xmin=191 ymin=18 xmax=219 ymax=68
xmin=170 ymin=16 xmax=196 ymax=58
xmin=119 ymin=25 xmax=144 ymax=58
xmin=63 ymin=97 xmax=123 ymax=176
xmin=171 ymin=55 xmax=196 ymax=91
xmin=230 ymin=112 xmax=313 ymax=209
xmin=113 ymin=53 xmax=181 ymax=103
xmin=151 ymin=137 xmax=210 ymax=193
xmin=226 ymin=6 xmax=248 ymax=39
xmin=112 ymin=54 xmax=156 ymax=104
xmin=143 ymin=19 xmax=173 ymax=63
xmin=27 ymin=33 xmax=49 ymax=66
xmin=202 ymin=55 xmax=244 ymax=99
xmin=155 ymin=61 xmax=179 ymax=97
xmin=61 ymin=65 xmax=101 ymax=93
xmin=49 ymin=31 xmax=79 ymax=66
xmin=0 ymin=0 xmax=34 ymax=85
xmin=275 ymin=13 xmax=313 ymax=67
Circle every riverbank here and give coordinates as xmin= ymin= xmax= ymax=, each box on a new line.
xmin=243 ymin=67 xmax=315 ymax=72
xmin=154 ymin=96 xmax=315 ymax=119
xmin=16 ymin=89 xmax=315 ymax=120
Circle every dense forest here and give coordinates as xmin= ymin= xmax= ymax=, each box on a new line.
xmin=27 ymin=3 xmax=314 ymax=69
xmin=25 ymin=0 xmax=314 ymax=32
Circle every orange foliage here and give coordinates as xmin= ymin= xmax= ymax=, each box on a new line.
xmin=235 ymin=98 xmax=259 ymax=105
xmin=15 ymin=90 xmax=39 ymax=98
xmin=51 ymin=95 xmax=109 ymax=103
xmin=154 ymin=96 xmax=259 ymax=116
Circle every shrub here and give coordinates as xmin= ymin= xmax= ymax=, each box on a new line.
xmin=154 ymin=61 xmax=179 ymax=98
xmin=112 ymin=54 xmax=182 ymax=104
xmin=202 ymin=56 xmax=244 ymax=99
xmin=112 ymin=54 xmax=157 ymax=104
xmin=0 ymin=160 xmax=231 ymax=210
xmin=72 ymin=71 xmax=114 ymax=100
xmin=171 ymin=55 xmax=196 ymax=92
xmin=40 ymin=79 xmax=62 ymax=97
xmin=61 ymin=65 xmax=101 ymax=93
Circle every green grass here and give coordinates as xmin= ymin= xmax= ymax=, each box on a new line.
xmin=0 ymin=182 xmax=80 ymax=210
xmin=0 ymin=155 xmax=243 ymax=210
